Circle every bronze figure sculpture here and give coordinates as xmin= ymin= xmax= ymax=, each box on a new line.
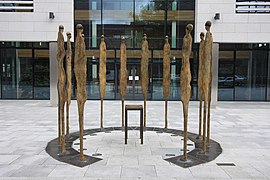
xmin=180 ymin=24 xmax=193 ymax=161
xmin=163 ymin=36 xmax=170 ymax=128
xmin=202 ymin=21 xmax=213 ymax=152
xmin=120 ymin=37 xmax=127 ymax=127
xmin=66 ymin=32 xmax=72 ymax=135
xmin=57 ymin=25 xmax=67 ymax=153
xmin=99 ymin=35 xmax=106 ymax=128
xmin=198 ymin=32 xmax=205 ymax=138
xmin=74 ymin=24 xmax=87 ymax=161
xmin=141 ymin=34 xmax=149 ymax=127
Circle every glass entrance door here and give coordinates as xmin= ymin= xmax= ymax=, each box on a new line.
xmin=116 ymin=63 xmax=151 ymax=100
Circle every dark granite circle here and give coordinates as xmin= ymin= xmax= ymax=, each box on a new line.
xmin=46 ymin=127 xmax=222 ymax=168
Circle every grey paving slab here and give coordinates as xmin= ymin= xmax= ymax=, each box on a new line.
xmin=0 ymin=155 xmax=20 ymax=165
xmin=155 ymin=165 xmax=193 ymax=178
xmin=121 ymin=165 xmax=157 ymax=178
xmin=48 ymin=165 xmax=88 ymax=177
xmin=84 ymin=165 xmax=121 ymax=178
xmin=0 ymin=100 xmax=270 ymax=179
xmin=10 ymin=165 xmax=56 ymax=177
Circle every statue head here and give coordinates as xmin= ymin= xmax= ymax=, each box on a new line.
xmin=66 ymin=32 xmax=72 ymax=39
xmin=205 ymin=21 xmax=211 ymax=31
xmin=76 ymin=24 xmax=83 ymax=34
xmin=121 ymin=36 xmax=125 ymax=43
xmin=101 ymin=35 xmax=104 ymax=41
xmin=186 ymin=24 xmax=193 ymax=34
xmin=143 ymin=34 xmax=147 ymax=41
xmin=165 ymin=35 xmax=169 ymax=43
xmin=200 ymin=32 xmax=204 ymax=40
xmin=59 ymin=25 xmax=64 ymax=32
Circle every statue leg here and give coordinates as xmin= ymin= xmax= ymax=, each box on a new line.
xmin=78 ymin=101 xmax=86 ymax=161
xmin=66 ymin=101 xmax=70 ymax=135
xmin=207 ymin=85 xmax=212 ymax=145
xmin=122 ymin=99 xmax=124 ymax=128
xmin=202 ymin=90 xmax=208 ymax=153
xmin=183 ymin=101 xmax=189 ymax=161
xmin=165 ymin=99 xmax=168 ymax=128
xmin=60 ymin=100 xmax=66 ymax=153
xmin=144 ymin=99 xmax=146 ymax=127
xmin=101 ymin=99 xmax=103 ymax=128
xmin=58 ymin=96 xmax=61 ymax=145
xmin=199 ymin=93 xmax=203 ymax=137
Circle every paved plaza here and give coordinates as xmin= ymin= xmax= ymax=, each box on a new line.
xmin=0 ymin=100 xmax=270 ymax=179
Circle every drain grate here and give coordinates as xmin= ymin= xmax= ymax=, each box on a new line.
xmin=105 ymin=131 xmax=111 ymax=133
xmin=78 ymin=148 xmax=87 ymax=151
xmin=216 ymin=162 xmax=236 ymax=166
xmin=187 ymin=143 xmax=193 ymax=146
xmin=90 ymin=134 xmax=97 ymax=136
xmin=165 ymin=154 xmax=175 ymax=157
xmin=92 ymin=153 xmax=102 ymax=156
xmin=74 ymin=143 xmax=80 ymax=145
xmin=171 ymin=134 xmax=178 ymax=136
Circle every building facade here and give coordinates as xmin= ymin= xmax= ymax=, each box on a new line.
xmin=0 ymin=0 xmax=270 ymax=101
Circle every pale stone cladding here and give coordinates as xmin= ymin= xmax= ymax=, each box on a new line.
xmin=0 ymin=0 xmax=74 ymax=42
xmin=195 ymin=0 xmax=270 ymax=43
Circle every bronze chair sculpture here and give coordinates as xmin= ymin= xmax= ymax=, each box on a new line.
xmin=180 ymin=24 xmax=193 ymax=161
xmin=99 ymin=35 xmax=106 ymax=128
xmin=66 ymin=32 xmax=72 ymax=135
xmin=57 ymin=25 xmax=67 ymax=154
xmin=74 ymin=24 xmax=87 ymax=161
xmin=120 ymin=37 xmax=127 ymax=127
xmin=141 ymin=34 xmax=149 ymax=127
xmin=163 ymin=36 xmax=171 ymax=128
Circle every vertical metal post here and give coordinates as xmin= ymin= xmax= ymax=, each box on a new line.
xmin=211 ymin=43 xmax=219 ymax=107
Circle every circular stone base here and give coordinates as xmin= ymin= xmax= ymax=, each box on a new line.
xmin=46 ymin=127 xmax=222 ymax=168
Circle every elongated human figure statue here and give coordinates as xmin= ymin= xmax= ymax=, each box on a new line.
xmin=202 ymin=21 xmax=213 ymax=152
xmin=198 ymin=32 xmax=205 ymax=138
xmin=163 ymin=36 xmax=170 ymax=128
xmin=180 ymin=24 xmax=193 ymax=161
xmin=99 ymin=35 xmax=106 ymax=128
xmin=120 ymin=37 xmax=127 ymax=127
xmin=66 ymin=32 xmax=72 ymax=135
xmin=74 ymin=24 xmax=87 ymax=161
xmin=141 ymin=34 xmax=149 ymax=127
xmin=57 ymin=25 xmax=66 ymax=153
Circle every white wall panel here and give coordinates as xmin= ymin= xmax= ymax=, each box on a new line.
xmin=195 ymin=0 xmax=270 ymax=43
xmin=0 ymin=0 xmax=74 ymax=42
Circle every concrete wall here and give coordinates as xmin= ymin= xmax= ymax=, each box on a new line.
xmin=195 ymin=0 xmax=270 ymax=43
xmin=0 ymin=0 xmax=74 ymax=42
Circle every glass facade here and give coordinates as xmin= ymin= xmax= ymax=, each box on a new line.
xmin=74 ymin=0 xmax=197 ymax=100
xmin=0 ymin=42 xmax=50 ymax=99
xmin=218 ymin=43 xmax=270 ymax=101
xmin=0 ymin=1 xmax=269 ymax=101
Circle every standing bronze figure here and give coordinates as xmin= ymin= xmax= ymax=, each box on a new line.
xmin=141 ymin=34 xmax=149 ymax=127
xmin=120 ymin=37 xmax=127 ymax=127
xmin=57 ymin=25 xmax=67 ymax=153
xmin=180 ymin=24 xmax=193 ymax=161
xmin=163 ymin=36 xmax=170 ymax=129
xmin=74 ymin=24 xmax=87 ymax=161
xmin=198 ymin=32 xmax=205 ymax=138
xmin=66 ymin=32 xmax=72 ymax=135
xmin=99 ymin=35 xmax=106 ymax=128
xmin=202 ymin=21 xmax=213 ymax=152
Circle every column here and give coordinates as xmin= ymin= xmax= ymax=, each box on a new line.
xmin=49 ymin=42 xmax=58 ymax=106
xmin=211 ymin=43 xmax=219 ymax=107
